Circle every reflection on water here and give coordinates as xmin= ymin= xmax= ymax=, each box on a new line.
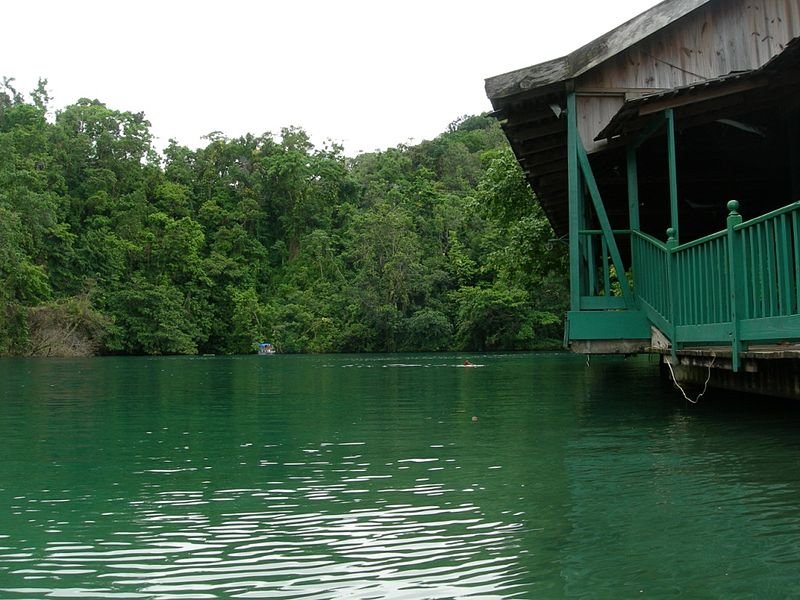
xmin=1 ymin=354 xmax=800 ymax=597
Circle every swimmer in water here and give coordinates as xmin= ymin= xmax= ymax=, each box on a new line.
xmin=463 ymin=359 xmax=474 ymax=367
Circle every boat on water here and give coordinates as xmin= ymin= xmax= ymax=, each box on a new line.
xmin=258 ymin=342 xmax=276 ymax=355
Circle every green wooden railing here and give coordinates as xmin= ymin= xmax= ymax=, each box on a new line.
xmin=566 ymin=95 xmax=800 ymax=366
xmin=579 ymin=229 xmax=631 ymax=310
xmin=630 ymin=200 xmax=800 ymax=370
xmin=738 ymin=205 xmax=800 ymax=319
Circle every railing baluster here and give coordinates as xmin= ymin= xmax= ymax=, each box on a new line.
xmin=680 ymin=250 xmax=687 ymax=324
xmin=760 ymin=224 xmax=767 ymax=316
xmin=691 ymin=248 xmax=698 ymax=323
xmin=716 ymin=240 xmax=730 ymax=323
xmin=658 ymin=246 xmax=663 ymax=315
xmin=661 ymin=246 xmax=668 ymax=316
xmin=794 ymin=211 xmax=800 ymax=314
xmin=717 ymin=240 xmax=724 ymax=321
xmin=697 ymin=247 xmax=704 ymax=323
xmin=754 ymin=226 xmax=763 ymax=318
xmin=706 ymin=241 xmax=719 ymax=323
xmin=602 ymin=236 xmax=611 ymax=297
xmin=757 ymin=225 xmax=764 ymax=317
xmin=766 ymin=222 xmax=775 ymax=316
xmin=714 ymin=239 xmax=720 ymax=322
xmin=697 ymin=246 xmax=703 ymax=322
xmin=747 ymin=227 xmax=756 ymax=319
xmin=767 ymin=221 xmax=778 ymax=316
xmin=740 ymin=230 xmax=748 ymax=319
xmin=704 ymin=244 xmax=711 ymax=322
xmin=723 ymin=237 xmax=731 ymax=321
xmin=685 ymin=250 xmax=692 ymax=324
xmin=777 ymin=214 xmax=792 ymax=315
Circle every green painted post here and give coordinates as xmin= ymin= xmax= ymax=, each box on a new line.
xmin=627 ymin=147 xmax=640 ymax=293
xmin=567 ymin=91 xmax=581 ymax=312
xmin=627 ymin=147 xmax=640 ymax=231
xmin=666 ymin=109 xmax=679 ymax=243
xmin=777 ymin=214 xmax=792 ymax=315
xmin=666 ymin=227 xmax=679 ymax=362
xmin=726 ymin=200 xmax=744 ymax=372
xmin=794 ymin=211 xmax=800 ymax=312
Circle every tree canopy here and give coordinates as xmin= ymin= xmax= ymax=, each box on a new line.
xmin=0 ymin=82 xmax=567 ymax=356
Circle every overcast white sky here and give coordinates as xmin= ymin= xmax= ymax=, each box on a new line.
xmin=3 ymin=0 xmax=660 ymax=155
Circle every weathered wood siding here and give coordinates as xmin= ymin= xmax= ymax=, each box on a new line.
xmin=576 ymin=0 xmax=800 ymax=150
xmin=577 ymin=94 xmax=627 ymax=152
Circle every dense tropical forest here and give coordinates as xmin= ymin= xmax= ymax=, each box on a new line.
xmin=0 ymin=77 xmax=567 ymax=356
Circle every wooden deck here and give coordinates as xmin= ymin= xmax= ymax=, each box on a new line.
xmin=661 ymin=344 xmax=800 ymax=361
xmin=655 ymin=344 xmax=800 ymax=399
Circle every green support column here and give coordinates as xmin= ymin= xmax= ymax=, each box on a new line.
xmin=666 ymin=108 xmax=679 ymax=242
xmin=567 ymin=90 xmax=581 ymax=311
xmin=627 ymin=146 xmax=640 ymax=279
xmin=626 ymin=147 xmax=640 ymax=231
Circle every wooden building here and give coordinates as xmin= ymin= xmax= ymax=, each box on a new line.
xmin=485 ymin=0 xmax=800 ymax=399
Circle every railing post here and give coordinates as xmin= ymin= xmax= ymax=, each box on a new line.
xmin=726 ymin=200 xmax=744 ymax=372
xmin=666 ymin=109 xmax=680 ymax=243
xmin=666 ymin=227 xmax=679 ymax=363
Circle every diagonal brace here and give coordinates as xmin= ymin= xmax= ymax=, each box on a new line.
xmin=576 ymin=143 xmax=636 ymax=307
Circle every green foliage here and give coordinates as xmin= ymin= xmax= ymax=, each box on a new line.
xmin=229 ymin=286 xmax=270 ymax=354
xmin=0 ymin=81 xmax=568 ymax=355
xmin=451 ymin=285 xmax=560 ymax=351
xmin=27 ymin=293 xmax=110 ymax=356
xmin=105 ymin=276 xmax=200 ymax=355
xmin=403 ymin=308 xmax=453 ymax=351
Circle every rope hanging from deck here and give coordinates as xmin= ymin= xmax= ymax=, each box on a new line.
xmin=665 ymin=354 xmax=715 ymax=404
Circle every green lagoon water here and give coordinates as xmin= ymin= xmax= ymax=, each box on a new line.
xmin=1 ymin=353 xmax=799 ymax=598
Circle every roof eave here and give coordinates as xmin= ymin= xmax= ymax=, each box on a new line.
xmin=485 ymin=0 xmax=713 ymax=103
xmin=485 ymin=56 xmax=570 ymax=108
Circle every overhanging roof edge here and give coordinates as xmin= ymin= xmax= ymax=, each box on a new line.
xmin=485 ymin=0 xmax=713 ymax=103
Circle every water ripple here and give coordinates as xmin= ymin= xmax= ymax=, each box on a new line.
xmin=1 ymin=471 xmax=525 ymax=598
xmin=5 ymin=354 xmax=800 ymax=597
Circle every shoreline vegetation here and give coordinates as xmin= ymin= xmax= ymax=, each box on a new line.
xmin=0 ymin=78 xmax=568 ymax=357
